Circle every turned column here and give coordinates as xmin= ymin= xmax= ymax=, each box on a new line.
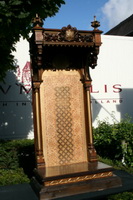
xmin=83 ymin=73 xmax=98 ymax=162
xmin=33 ymin=81 xmax=45 ymax=168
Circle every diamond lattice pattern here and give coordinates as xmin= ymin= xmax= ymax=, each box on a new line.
xmin=55 ymin=86 xmax=74 ymax=165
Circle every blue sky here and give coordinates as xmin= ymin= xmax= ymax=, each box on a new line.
xmin=44 ymin=0 xmax=133 ymax=34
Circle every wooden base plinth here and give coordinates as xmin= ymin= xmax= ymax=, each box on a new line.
xmin=31 ymin=162 xmax=122 ymax=200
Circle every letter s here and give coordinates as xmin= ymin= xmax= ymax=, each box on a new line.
xmin=113 ymin=84 xmax=122 ymax=93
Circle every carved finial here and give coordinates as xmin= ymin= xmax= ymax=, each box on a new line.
xmin=32 ymin=14 xmax=43 ymax=27
xmin=91 ymin=16 xmax=100 ymax=30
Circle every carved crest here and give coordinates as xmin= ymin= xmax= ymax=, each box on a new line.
xmin=43 ymin=25 xmax=93 ymax=43
xmin=59 ymin=25 xmax=78 ymax=41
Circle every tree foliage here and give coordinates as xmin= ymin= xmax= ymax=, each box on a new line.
xmin=0 ymin=0 xmax=65 ymax=80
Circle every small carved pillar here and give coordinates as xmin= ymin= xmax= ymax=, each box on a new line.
xmin=30 ymin=15 xmax=45 ymax=168
xmin=33 ymin=81 xmax=45 ymax=168
xmin=83 ymin=78 xmax=97 ymax=162
xmin=81 ymin=62 xmax=97 ymax=162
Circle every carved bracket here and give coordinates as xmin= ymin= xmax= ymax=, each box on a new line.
xmin=88 ymin=47 xmax=99 ymax=69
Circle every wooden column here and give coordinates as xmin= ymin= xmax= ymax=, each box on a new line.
xmin=30 ymin=15 xmax=45 ymax=168
xmin=33 ymin=81 xmax=45 ymax=168
xmin=85 ymin=81 xmax=97 ymax=162
xmin=82 ymin=65 xmax=98 ymax=162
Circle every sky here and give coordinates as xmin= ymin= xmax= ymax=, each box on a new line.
xmin=44 ymin=0 xmax=133 ymax=34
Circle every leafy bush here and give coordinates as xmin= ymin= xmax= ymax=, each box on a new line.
xmin=0 ymin=139 xmax=35 ymax=185
xmin=93 ymin=116 xmax=133 ymax=167
xmin=0 ymin=146 xmax=19 ymax=169
xmin=93 ymin=121 xmax=122 ymax=160
xmin=108 ymin=192 xmax=133 ymax=200
xmin=0 ymin=168 xmax=29 ymax=186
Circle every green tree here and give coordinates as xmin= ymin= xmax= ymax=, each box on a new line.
xmin=0 ymin=0 xmax=65 ymax=80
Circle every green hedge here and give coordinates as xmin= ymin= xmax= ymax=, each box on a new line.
xmin=93 ymin=116 xmax=133 ymax=167
xmin=108 ymin=192 xmax=133 ymax=200
xmin=0 ymin=169 xmax=29 ymax=186
xmin=0 ymin=139 xmax=35 ymax=186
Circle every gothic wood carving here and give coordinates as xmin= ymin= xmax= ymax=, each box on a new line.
xmin=30 ymin=15 xmax=103 ymax=167
xmin=43 ymin=24 xmax=93 ymax=43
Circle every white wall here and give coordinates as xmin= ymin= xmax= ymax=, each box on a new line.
xmin=91 ymin=35 xmax=133 ymax=126
xmin=1 ymin=35 xmax=133 ymax=139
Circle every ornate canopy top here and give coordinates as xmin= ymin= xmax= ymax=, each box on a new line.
xmin=43 ymin=25 xmax=95 ymax=47
xmin=30 ymin=15 xmax=103 ymax=72
xmin=31 ymin=15 xmax=102 ymax=48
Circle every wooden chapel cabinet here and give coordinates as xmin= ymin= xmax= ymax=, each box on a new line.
xmin=30 ymin=16 xmax=122 ymax=200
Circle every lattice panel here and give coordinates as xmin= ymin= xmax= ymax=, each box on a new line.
xmin=55 ymin=86 xmax=74 ymax=165
xmin=40 ymin=70 xmax=88 ymax=167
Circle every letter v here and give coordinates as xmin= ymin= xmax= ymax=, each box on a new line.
xmin=0 ymin=85 xmax=11 ymax=94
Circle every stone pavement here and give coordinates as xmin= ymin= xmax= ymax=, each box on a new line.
xmin=0 ymin=170 xmax=133 ymax=200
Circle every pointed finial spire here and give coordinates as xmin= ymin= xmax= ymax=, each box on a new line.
xmin=32 ymin=14 xmax=43 ymax=28
xmin=91 ymin=16 xmax=100 ymax=30
xmin=94 ymin=15 xmax=96 ymax=21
